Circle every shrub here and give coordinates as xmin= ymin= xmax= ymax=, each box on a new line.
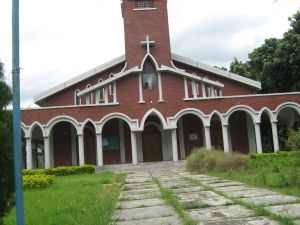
xmin=43 ymin=165 xmax=95 ymax=176
xmin=185 ymin=148 xmax=247 ymax=172
xmin=22 ymin=170 xmax=43 ymax=176
xmin=23 ymin=174 xmax=54 ymax=190
xmin=250 ymin=151 xmax=300 ymax=160
xmin=285 ymin=129 xmax=300 ymax=150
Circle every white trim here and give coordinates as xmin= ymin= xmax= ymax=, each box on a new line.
xmin=45 ymin=115 xmax=80 ymax=137
xmin=208 ymin=110 xmax=225 ymax=125
xmin=34 ymin=55 xmax=126 ymax=104
xmin=224 ymin=105 xmax=259 ymax=125
xmin=79 ymin=119 xmax=97 ymax=135
xmin=171 ymin=53 xmax=261 ymax=90
xmin=183 ymin=92 xmax=300 ymax=101
xmin=259 ymin=107 xmax=277 ymax=123
xmin=74 ymin=89 xmax=80 ymax=105
xmin=158 ymin=65 xmax=224 ymax=88
xmin=28 ymin=121 xmax=45 ymax=138
xmin=274 ymin=102 xmax=300 ymax=120
xmin=141 ymin=53 xmax=159 ymax=70
xmin=138 ymin=73 xmax=145 ymax=103
xmin=133 ymin=8 xmax=157 ymax=11
xmin=140 ymin=108 xmax=168 ymax=130
xmin=157 ymin=72 xmax=164 ymax=102
xmin=78 ymin=66 xmax=140 ymax=97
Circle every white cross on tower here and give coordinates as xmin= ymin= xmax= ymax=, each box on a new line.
xmin=141 ymin=35 xmax=155 ymax=54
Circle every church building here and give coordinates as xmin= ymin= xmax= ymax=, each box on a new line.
xmin=21 ymin=0 xmax=300 ymax=169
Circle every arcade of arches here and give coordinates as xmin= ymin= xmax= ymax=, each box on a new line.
xmin=22 ymin=106 xmax=300 ymax=169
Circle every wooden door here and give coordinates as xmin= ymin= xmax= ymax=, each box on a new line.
xmin=84 ymin=129 xmax=96 ymax=165
xmin=142 ymin=125 xmax=163 ymax=162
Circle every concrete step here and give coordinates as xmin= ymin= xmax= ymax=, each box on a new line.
xmin=96 ymin=160 xmax=185 ymax=173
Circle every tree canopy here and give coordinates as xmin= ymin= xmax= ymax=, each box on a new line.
xmin=228 ymin=10 xmax=300 ymax=93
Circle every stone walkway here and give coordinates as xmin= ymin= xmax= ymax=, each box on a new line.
xmin=111 ymin=166 xmax=300 ymax=225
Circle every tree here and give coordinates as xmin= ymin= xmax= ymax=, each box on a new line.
xmin=226 ymin=10 xmax=300 ymax=93
xmin=247 ymin=10 xmax=300 ymax=93
xmin=0 ymin=59 xmax=14 ymax=222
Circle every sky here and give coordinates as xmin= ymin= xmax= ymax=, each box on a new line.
xmin=0 ymin=0 xmax=299 ymax=108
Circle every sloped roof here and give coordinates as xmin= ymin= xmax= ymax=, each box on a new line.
xmin=34 ymin=53 xmax=261 ymax=104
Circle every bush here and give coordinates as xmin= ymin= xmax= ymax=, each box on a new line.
xmin=22 ymin=170 xmax=43 ymax=176
xmin=23 ymin=174 xmax=54 ymax=190
xmin=285 ymin=129 xmax=300 ymax=150
xmin=185 ymin=148 xmax=247 ymax=172
xmin=43 ymin=165 xmax=95 ymax=176
xmin=250 ymin=151 xmax=300 ymax=160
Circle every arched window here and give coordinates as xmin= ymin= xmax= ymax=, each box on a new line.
xmin=109 ymin=73 xmax=114 ymax=95
xmin=74 ymin=89 xmax=80 ymax=105
xmin=143 ymin=60 xmax=158 ymax=89
xmin=86 ymin=84 xmax=93 ymax=104
xmin=98 ymin=79 xmax=105 ymax=102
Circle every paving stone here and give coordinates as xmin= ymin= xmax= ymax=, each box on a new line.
xmin=123 ymin=183 xmax=157 ymax=190
xmin=204 ymin=181 xmax=243 ymax=188
xmin=179 ymin=195 xmax=233 ymax=208
xmin=186 ymin=205 xmax=254 ymax=222
xmin=162 ymin=182 xmax=196 ymax=189
xmin=225 ymin=189 xmax=276 ymax=198
xmin=119 ymin=192 xmax=161 ymax=201
xmin=240 ymin=194 xmax=299 ymax=206
xmin=198 ymin=216 xmax=280 ymax=225
xmin=113 ymin=216 xmax=183 ymax=225
xmin=171 ymin=186 xmax=205 ymax=194
xmin=265 ymin=203 xmax=300 ymax=218
xmin=176 ymin=191 xmax=220 ymax=199
xmin=112 ymin=205 xmax=176 ymax=221
xmin=122 ymin=188 xmax=159 ymax=195
xmin=116 ymin=198 xmax=166 ymax=209
xmin=294 ymin=219 xmax=300 ymax=225
xmin=125 ymin=178 xmax=152 ymax=184
xmin=214 ymin=185 xmax=255 ymax=193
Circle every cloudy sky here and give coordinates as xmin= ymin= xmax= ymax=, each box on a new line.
xmin=0 ymin=0 xmax=299 ymax=108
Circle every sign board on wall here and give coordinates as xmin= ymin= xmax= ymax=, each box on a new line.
xmin=189 ymin=133 xmax=198 ymax=141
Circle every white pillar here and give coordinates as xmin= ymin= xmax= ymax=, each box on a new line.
xmin=222 ymin=125 xmax=230 ymax=153
xmin=131 ymin=131 xmax=138 ymax=165
xmin=219 ymin=90 xmax=223 ymax=96
xmin=254 ymin=123 xmax=263 ymax=154
xmin=171 ymin=129 xmax=179 ymax=162
xmin=96 ymin=133 xmax=103 ymax=166
xmin=104 ymin=86 xmax=109 ymax=104
xmin=184 ymin=78 xmax=188 ymax=99
xmin=204 ymin=126 xmax=212 ymax=150
xmin=271 ymin=122 xmax=280 ymax=152
xmin=178 ymin=118 xmax=185 ymax=159
xmin=158 ymin=72 xmax=164 ymax=102
xmin=25 ymin=137 xmax=32 ymax=169
xmin=113 ymin=82 xmax=117 ymax=103
xmin=138 ymin=73 xmax=145 ymax=103
xmin=211 ymin=86 xmax=215 ymax=97
xmin=119 ymin=120 xmax=126 ymax=163
xmin=44 ymin=136 xmax=51 ymax=168
xmin=192 ymin=80 xmax=197 ymax=98
xmin=202 ymin=83 xmax=206 ymax=98
xmin=78 ymin=134 xmax=85 ymax=166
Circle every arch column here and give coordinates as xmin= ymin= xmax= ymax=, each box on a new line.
xmin=44 ymin=136 xmax=50 ymax=168
xmin=25 ymin=137 xmax=32 ymax=169
xmin=78 ymin=134 xmax=85 ymax=166
xmin=222 ymin=124 xmax=230 ymax=153
xmin=131 ymin=131 xmax=138 ymax=165
xmin=96 ymin=133 xmax=103 ymax=166
xmin=171 ymin=129 xmax=178 ymax=162
xmin=254 ymin=123 xmax=263 ymax=154
xmin=271 ymin=122 xmax=280 ymax=152
xmin=204 ymin=125 xmax=212 ymax=150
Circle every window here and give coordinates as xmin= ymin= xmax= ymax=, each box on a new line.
xmin=143 ymin=60 xmax=158 ymax=89
xmin=136 ymin=0 xmax=154 ymax=9
xmin=109 ymin=74 xmax=114 ymax=95
xmin=86 ymin=84 xmax=93 ymax=104
xmin=74 ymin=89 xmax=80 ymax=105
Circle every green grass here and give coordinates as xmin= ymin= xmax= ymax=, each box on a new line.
xmin=153 ymin=178 xmax=197 ymax=225
xmin=4 ymin=172 xmax=125 ymax=225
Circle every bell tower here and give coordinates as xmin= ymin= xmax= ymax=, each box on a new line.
xmin=121 ymin=0 xmax=172 ymax=68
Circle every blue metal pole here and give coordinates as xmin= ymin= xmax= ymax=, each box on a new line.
xmin=12 ymin=0 xmax=24 ymax=223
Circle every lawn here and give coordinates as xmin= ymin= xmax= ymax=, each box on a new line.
xmin=4 ymin=172 xmax=125 ymax=225
xmin=186 ymin=148 xmax=300 ymax=198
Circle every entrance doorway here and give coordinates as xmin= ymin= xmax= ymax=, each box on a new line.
xmin=142 ymin=124 xmax=163 ymax=162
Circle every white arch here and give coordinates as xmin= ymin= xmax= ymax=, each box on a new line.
xmin=168 ymin=108 xmax=209 ymax=128
xmin=74 ymin=89 xmax=80 ymax=105
xmin=140 ymin=108 xmax=168 ymax=130
xmin=46 ymin=115 xmax=80 ymax=136
xmin=28 ymin=121 xmax=45 ymax=137
xmin=209 ymin=110 xmax=225 ymax=125
xmin=21 ymin=123 xmax=29 ymax=137
xmin=141 ymin=54 xmax=159 ymax=70
xmin=97 ymin=112 xmax=138 ymax=133
xmin=80 ymin=119 xmax=97 ymax=134
xmin=274 ymin=102 xmax=300 ymax=120
xmin=259 ymin=107 xmax=277 ymax=123
xmin=224 ymin=105 xmax=259 ymax=124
